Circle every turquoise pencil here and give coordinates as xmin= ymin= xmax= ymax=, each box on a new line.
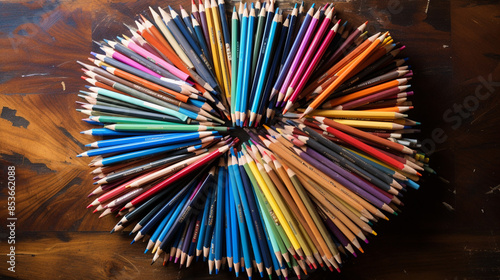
xmin=235 ymin=5 xmax=248 ymax=126
xmin=239 ymin=3 xmax=256 ymax=126
xmin=249 ymin=10 xmax=280 ymax=126
xmin=230 ymin=7 xmax=239 ymax=125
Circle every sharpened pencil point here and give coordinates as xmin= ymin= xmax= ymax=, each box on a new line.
xmin=131 ymin=240 xmax=135 ymax=245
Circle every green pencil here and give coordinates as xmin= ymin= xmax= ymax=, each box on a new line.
xmin=251 ymin=4 xmax=267 ymax=78
xmin=105 ymin=124 xmax=230 ymax=132
xmin=230 ymin=7 xmax=239 ymax=125
xmin=89 ymin=115 xmax=180 ymax=125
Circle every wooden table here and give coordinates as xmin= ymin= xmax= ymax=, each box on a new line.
xmin=1 ymin=0 xmax=499 ymax=279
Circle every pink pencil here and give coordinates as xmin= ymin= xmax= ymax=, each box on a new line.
xmin=334 ymin=85 xmax=411 ymax=110
xmin=120 ymin=38 xmax=189 ymax=81
xmin=276 ymin=9 xmax=321 ymax=105
xmin=282 ymin=8 xmax=334 ymax=107
xmin=283 ymin=19 xmax=340 ymax=113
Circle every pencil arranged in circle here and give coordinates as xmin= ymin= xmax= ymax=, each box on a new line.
xmin=76 ymin=2 xmax=431 ymax=280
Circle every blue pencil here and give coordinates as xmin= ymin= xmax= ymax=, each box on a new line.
xmin=134 ymin=179 xmax=195 ymax=244
xmin=247 ymin=5 xmax=275 ymax=123
xmin=148 ymin=185 xmax=192 ymax=256
xmin=237 ymin=151 xmax=274 ymax=277
xmin=77 ymin=135 xmax=218 ymax=157
xmin=280 ymin=4 xmax=298 ymax=68
xmin=144 ymin=202 xmax=177 ymax=253
xmin=214 ymin=158 xmax=226 ymax=273
xmin=185 ymin=210 xmax=203 ymax=267
xmin=85 ymin=132 xmax=207 ymax=148
xmin=227 ymin=151 xmax=253 ymax=279
xmin=224 ymin=166 xmax=233 ymax=271
xmin=202 ymin=183 xmax=217 ymax=260
xmin=235 ymin=4 xmax=248 ymax=126
xmin=81 ymin=131 xmax=216 ymax=153
xmin=155 ymin=168 xmax=215 ymax=263
xmin=196 ymin=184 xmax=213 ymax=260
xmin=257 ymin=14 xmax=288 ymax=124
xmin=249 ymin=11 xmax=280 ymax=126
xmin=191 ymin=14 xmax=212 ymax=65
xmin=208 ymin=229 xmax=216 ymax=274
xmin=217 ymin=0 xmax=232 ymax=64
xmin=157 ymin=166 xmax=215 ymax=253
xmin=180 ymin=5 xmax=197 ymax=39
xmin=82 ymin=118 xmax=103 ymax=126
xmin=81 ymin=128 xmax=162 ymax=137
xmin=228 ymin=163 xmax=240 ymax=276
xmin=160 ymin=7 xmax=219 ymax=90
xmin=239 ymin=3 xmax=256 ymax=126
xmin=230 ymin=150 xmax=264 ymax=277
xmin=270 ymin=5 xmax=315 ymax=104
xmin=168 ymin=228 xmax=183 ymax=263
xmin=90 ymin=142 xmax=205 ymax=167
xmin=169 ymin=6 xmax=213 ymax=72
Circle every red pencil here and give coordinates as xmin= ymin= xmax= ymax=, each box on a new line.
xmin=315 ymin=122 xmax=420 ymax=175
xmin=122 ymin=144 xmax=232 ymax=210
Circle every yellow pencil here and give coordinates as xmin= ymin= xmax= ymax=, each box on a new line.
xmin=210 ymin=0 xmax=231 ymax=100
xmin=156 ymin=7 xmax=194 ymax=68
xmin=205 ymin=0 xmax=223 ymax=89
xmin=327 ymin=119 xmax=406 ymax=130
xmin=292 ymin=109 xmax=407 ymax=120
xmin=242 ymin=150 xmax=304 ymax=258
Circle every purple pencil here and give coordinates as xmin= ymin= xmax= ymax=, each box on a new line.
xmin=283 ymin=8 xmax=334 ymax=104
xmin=191 ymin=0 xmax=201 ymax=24
xmin=276 ymin=9 xmax=321 ymax=105
xmin=298 ymin=143 xmax=398 ymax=196
xmin=100 ymin=47 xmax=163 ymax=79
xmin=180 ymin=216 xmax=197 ymax=267
xmin=318 ymin=209 xmax=358 ymax=257
xmin=198 ymin=0 xmax=212 ymax=55
xmin=291 ymin=146 xmax=394 ymax=213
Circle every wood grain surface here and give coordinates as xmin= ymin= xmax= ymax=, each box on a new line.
xmin=1 ymin=0 xmax=499 ymax=279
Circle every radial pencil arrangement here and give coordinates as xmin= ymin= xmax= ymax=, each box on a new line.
xmin=77 ymin=1 xmax=431 ymax=279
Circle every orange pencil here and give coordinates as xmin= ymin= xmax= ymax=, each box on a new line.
xmin=90 ymin=58 xmax=190 ymax=103
xmin=300 ymin=32 xmax=388 ymax=118
xmin=321 ymin=78 xmax=409 ymax=109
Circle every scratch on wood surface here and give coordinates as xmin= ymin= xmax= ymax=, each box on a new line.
xmin=61 ymin=81 xmax=66 ymax=91
xmin=21 ymin=73 xmax=49 ymax=77
xmin=115 ymin=253 xmax=140 ymax=273
xmin=485 ymin=184 xmax=500 ymax=194
xmin=442 ymin=202 xmax=455 ymax=211
xmin=471 ymin=102 xmax=498 ymax=124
